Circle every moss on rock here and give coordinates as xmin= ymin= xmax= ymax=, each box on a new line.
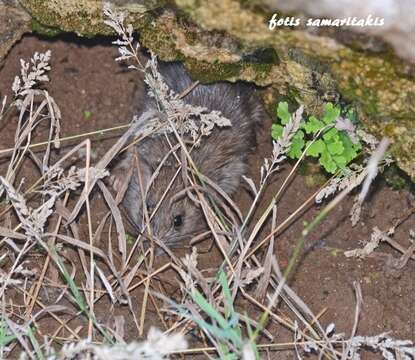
xmin=31 ymin=18 xmax=62 ymax=37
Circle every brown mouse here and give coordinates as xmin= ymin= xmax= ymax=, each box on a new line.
xmin=116 ymin=62 xmax=267 ymax=249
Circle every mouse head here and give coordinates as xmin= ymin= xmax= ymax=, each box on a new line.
xmin=119 ymin=136 xmax=206 ymax=248
xmin=115 ymin=128 xmax=247 ymax=249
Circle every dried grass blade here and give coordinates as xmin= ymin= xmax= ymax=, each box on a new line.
xmin=55 ymin=201 xmax=92 ymax=286
xmin=256 ymin=205 xmax=277 ymax=302
xmin=66 ymin=111 xmax=157 ymax=224
xmin=199 ymin=174 xmax=243 ymax=222
xmin=0 ymin=227 xmax=26 ymax=240
xmin=97 ymin=180 xmax=127 ymax=267
xmin=95 ymin=263 xmax=116 ymax=303
xmin=45 ymin=233 xmax=116 ymax=274
xmin=2 ymin=238 xmax=22 ymax=252
xmin=341 ymin=282 xmax=363 ymax=360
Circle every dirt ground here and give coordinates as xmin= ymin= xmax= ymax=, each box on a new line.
xmin=1 ymin=34 xmax=414 ymax=357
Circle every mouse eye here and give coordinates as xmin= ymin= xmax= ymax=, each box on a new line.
xmin=173 ymin=214 xmax=183 ymax=228
xmin=146 ymin=202 xmax=155 ymax=214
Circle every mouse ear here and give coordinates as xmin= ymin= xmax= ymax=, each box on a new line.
xmin=111 ymin=147 xmax=153 ymax=232
xmin=199 ymin=155 xmax=247 ymax=196
xmin=111 ymin=148 xmax=151 ymax=195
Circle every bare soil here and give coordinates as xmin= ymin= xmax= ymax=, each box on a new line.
xmin=1 ymin=34 xmax=414 ymax=357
